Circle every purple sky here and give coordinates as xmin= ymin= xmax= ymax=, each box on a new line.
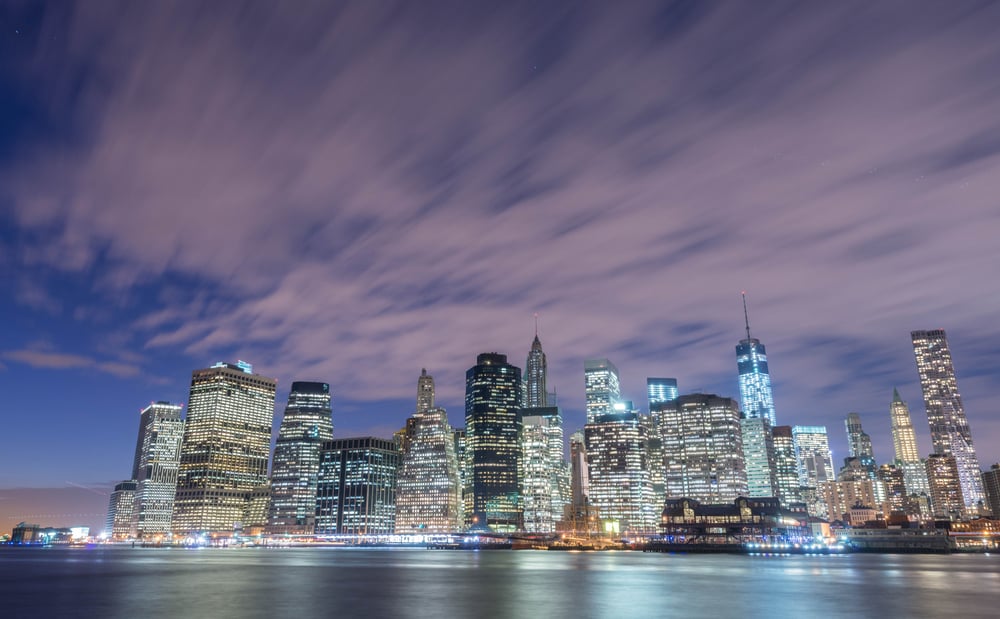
xmin=2 ymin=1 xmax=1000 ymax=533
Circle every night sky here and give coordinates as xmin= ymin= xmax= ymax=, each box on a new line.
xmin=2 ymin=1 xmax=999 ymax=533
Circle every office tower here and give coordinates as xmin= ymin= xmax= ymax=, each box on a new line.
xmin=646 ymin=377 xmax=679 ymax=410
xmin=912 ymin=329 xmax=984 ymax=508
xmin=878 ymin=464 xmax=907 ymax=514
xmin=771 ymin=426 xmax=802 ymax=507
xmin=524 ymin=327 xmax=548 ymax=408
xmin=106 ymin=480 xmax=138 ymax=539
xmin=925 ymin=454 xmax=965 ymax=519
xmin=243 ymin=485 xmax=271 ymax=534
xmin=643 ymin=412 xmax=666 ymax=510
xmin=465 ymin=353 xmax=522 ymax=531
xmin=982 ymin=465 xmax=1000 ymax=518
xmin=268 ymin=381 xmax=334 ymax=534
xmin=315 ymin=437 xmax=399 ymax=535
xmin=417 ymin=368 xmax=435 ymax=414
xmin=844 ymin=413 xmax=878 ymax=494
xmin=741 ymin=417 xmax=777 ymax=497
xmin=173 ymin=361 xmax=277 ymax=536
xmin=820 ymin=478 xmax=877 ymax=523
xmin=889 ymin=389 xmax=931 ymax=497
xmin=521 ymin=406 xmax=568 ymax=533
xmin=793 ymin=425 xmax=835 ymax=517
xmin=736 ymin=294 xmax=776 ymax=426
xmin=131 ymin=402 xmax=184 ymax=538
xmin=395 ymin=406 xmax=463 ymax=533
xmin=585 ymin=359 xmax=621 ymax=424
xmin=569 ymin=430 xmax=589 ymax=509
xmin=585 ymin=405 xmax=657 ymax=533
xmin=658 ymin=394 xmax=748 ymax=504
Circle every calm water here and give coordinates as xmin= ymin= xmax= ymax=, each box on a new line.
xmin=2 ymin=547 xmax=999 ymax=618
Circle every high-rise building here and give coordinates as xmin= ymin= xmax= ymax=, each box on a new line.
xmin=646 ymin=377 xmax=678 ymax=410
xmin=524 ymin=329 xmax=548 ymax=408
xmin=569 ymin=430 xmax=589 ymax=510
xmin=267 ymin=381 xmax=334 ymax=535
xmin=771 ymin=426 xmax=801 ymax=507
xmin=820 ymin=478 xmax=877 ymax=523
xmin=417 ymin=368 xmax=435 ymax=414
xmin=792 ymin=425 xmax=835 ymax=517
xmin=912 ymin=329 xmax=984 ymax=509
xmin=889 ymin=389 xmax=931 ymax=497
xmin=465 ymin=353 xmax=522 ymax=531
xmin=521 ymin=407 xmax=567 ymax=533
xmin=878 ymin=464 xmax=908 ymax=515
xmin=105 ymin=480 xmax=138 ymax=540
xmin=982 ymin=465 xmax=1000 ymax=518
xmin=585 ymin=359 xmax=621 ymax=424
xmin=736 ymin=294 xmax=776 ymax=426
xmin=925 ymin=454 xmax=965 ymax=519
xmin=315 ymin=437 xmax=399 ymax=536
xmin=658 ymin=394 xmax=748 ymax=504
xmin=741 ymin=417 xmax=777 ymax=497
xmin=395 ymin=406 xmax=463 ymax=533
xmin=131 ymin=402 xmax=184 ymax=539
xmin=585 ymin=406 xmax=657 ymax=533
xmin=844 ymin=414 xmax=879 ymax=499
xmin=173 ymin=361 xmax=277 ymax=536
xmin=643 ymin=412 xmax=666 ymax=510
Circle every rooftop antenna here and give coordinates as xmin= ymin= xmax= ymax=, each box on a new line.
xmin=534 ymin=312 xmax=539 ymax=337
xmin=742 ymin=291 xmax=752 ymax=340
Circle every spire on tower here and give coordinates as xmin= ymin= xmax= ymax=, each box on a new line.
xmin=742 ymin=291 xmax=752 ymax=340
xmin=892 ymin=387 xmax=903 ymax=403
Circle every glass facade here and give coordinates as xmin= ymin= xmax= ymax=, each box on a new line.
xmin=465 ymin=353 xmax=522 ymax=531
xmin=736 ymin=339 xmax=776 ymax=426
xmin=584 ymin=359 xmax=620 ymax=424
xmin=646 ymin=377 xmax=678 ymax=410
xmin=585 ymin=410 xmax=657 ymax=533
xmin=792 ymin=425 xmax=835 ymax=517
xmin=925 ymin=454 xmax=965 ymax=519
xmin=131 ymin=402 xmax=184 ymax=539
xmin=524 ymin=335 xmax=548 ymax=408
xmin=315 ymin=437 xmax=399 ymax=535
xmin=521 ymin=406 xmax=568 ymax=533
xmin=267 ymin=381 xmax=334 ymax=535
xmin=771 ymin=425 xmax=801 ymax=507
xmin=911 ymin=329 xmax=984 ymax=508
xmin=741 ymin=417 xmax=777 ymax=498
xmin=395 ymin=406 xmax=463 ymax=533
xmin=105 ymin=480 xmax=137 ymax=539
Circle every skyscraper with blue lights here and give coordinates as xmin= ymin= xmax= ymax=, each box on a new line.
xmin=736 ymin=294 xmax=776 ymax=426
xmin=646 ymin=377 xmax=678 ymax=411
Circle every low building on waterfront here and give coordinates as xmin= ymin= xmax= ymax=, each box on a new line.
xmin=659 ymin=497 xmax=810 ymax=541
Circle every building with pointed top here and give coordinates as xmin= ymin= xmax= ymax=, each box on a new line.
xmin=889 ymin=389 xmax=930 ymax=497
xmin=417 ymin=368 xmax=435 ymax=414
xmin=736 ymin=294 xmax=776 ymax=426
xmin=525 ymin=329 xmax=548 ymax=409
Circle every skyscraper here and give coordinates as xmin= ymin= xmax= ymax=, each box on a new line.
xmin=172 ymin=361 xmax=277 ymax=536
xmin=646 ymin=377 xmax=678 ymax=410
xmin=911 ymin=329 xmax=984 ymax=508
xmin=585 ymin=359 xmax=621 ymax=424
xmin=926 ymin=454 xmax=965 ymax=519
xmin=741 ymin=417 xmax=777 ymax=498
xmin=569 ymin=430 xmax=589 ymax=511
xmin=417 ymin=368 xmax=435 ymax=414
xmin=845 ymin=412 xmax=877 ymax=478
xmin=889 ymin=388 xmax=931 ymax=497
xmin=771 ymin=426 xmax=802 ymax=507
xmin=521 ymin=408 xmax=567 ymax=533
xmin=792 ymin=425 xmax=835 ymax=517
xmin=268 ymin=381 xmax=334 ymax=535
xmin=524 ymin=328 xmax=548 ymax=408
xmin=105 ymin=480 xmax=138 ymax=540
xmin=736 ymin=294 xmax=776 ymax=426
xmin=466 ymin=353 xmax=523 ymax=531
xmin=315 ymin=437 xmax=399 ymax=535
xmin=395 ymin=405 xmax=463 ymax=534
xmin=658 ymin=394 xmax=748 ymax=504
xmin=131 ymin=401 xmax=184 ymax=539
xmin=982 ymin=465 xmax=1000 ymax=518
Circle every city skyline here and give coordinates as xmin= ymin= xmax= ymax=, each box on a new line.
xmin=3 ymin=1 xmax=1000 ymax=534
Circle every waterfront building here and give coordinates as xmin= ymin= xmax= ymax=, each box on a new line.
xmin=243 ymin=485 xmax=271 ymax=535
xmin=173 ymin=361 xmax=277 ymax=536
xmin=521 ymin=406 xmax=568 ymax=533
xmin=819 ymin=478 xmax=877 ymax=523
xmin=736 ymin=294 xmax=776 ymax=426
xmin=585 ymin=359 xmax=621 ymax=424
xmin=741 ymin=417 xmax=777 ymax=498
xmin=889 ymin=389 xmax=931 ymax=497
xmin=585 ymin=406 xmax=657 ymax=533
xmin=912 ymin=329 xmax=984 ymax=508
xmin=465 ymin=353 xmax=522 ymax=531
xmin=131 ymin=401 xmax=184 ymax=538
xmin=395 ymin=398 xmax=463 ymax=533
xmin=524 ymin=330 xmax=548 ymax=408
xmin=982 ymin=464 xmax=1000 ymax=518
xmin=658 ymin=394 xmax=748 ymax=504
xmin=105 ymin=480 xmax=138 ymax=539
xmin=268 ymin=381 xmax=334 ymax=535
xmin=315 ymin=437 xmax=399 ymax=535
xmin=877 ymin=464 xmax=908 ymax=515
xmin=646 ymin=377 xmax=678 ymax=410
xmin=771 ymin=426 xmax=802 ymax=507
xmin=659 ymin=497 xmax=809 ymax=540
xmin=643 ymin=412 xmax=666 ymax=510
xmin=792 ymin=426 xmax=835 ymax=518
xmin=925 ymin=454 xmax=965 ymax=520
xmin=569 ymin=430 xmax=589 ymax=510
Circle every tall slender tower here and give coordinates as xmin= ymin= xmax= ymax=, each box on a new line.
xmin=131 ymin=402 xmax=184 ymax=538
xmin=584 ymin=359 xmax=621 ymax=424
xmin=172 ymin=361 xmax=277 ymax=536
xmin=417 ymin=368 xmax=435 ymax=414
xmin=525 ymin=320 xmax=548 ymax=408
xmin=465 ymin=353 xmax=523 ymax=531
xmin=845 ymin=413 xmax=877 ymax=476
xmin=911 ymin=329 xmax=984 ymax=508
xmin=889 ymin=389 xmax=930 ymax=496
xmin=267 ymin=381 xmax=334 ymax=534
xmin=736 ymin=293 xmax=776 ymax=426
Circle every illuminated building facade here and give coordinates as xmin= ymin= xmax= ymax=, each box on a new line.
xmin=585 ymin=408 xmax=657 ymax=533
xmin=889 ymin=389 xmax=930 ymax=497
xmin=911 ymin=329 xmax=984 ymax=508
xmin=658 ymin=394 xmax=747 ymax=504
xmin=820 ymin=478 xmax=877 ymax=523
xmin=417 ymin=368 xmax=435 ymax=414
xmin=267 ymin=381 xmax=334 ymax=535
xmin=878 ymin=464 xmax=908 ymax=515
xmin=315 ymin=437 xmax=399 ymax=535
xmin=792 ymin=425 xmax=835 ymax=517
xmin=643 ymin=412 xmax=666 ymax=510
xmin=926 ymin=454 xmax=965 ymax=519
xmin=172 ymin=361 xmax=277 ymax=536
xmin=521 ymin=406 xmax=568 ymax=533
xmin=646 ymin=377 xmax=678 ymax=410
xmin=741 ymin=417 xmax=777 ymax=497
xmin=771 ymin=425 xmax=801 ymax=507
xmin=845 ymin=413 xmax=877 ymax=476
xmin=106 ymin=480 xmax=138 ymax=539
xmin=465 ymin=353 xmax=522 ymax=531
xmin=524 ymin=332 xmax=548 ymax=408
xmin=736 ymin=294 xmax=776 ymax=426
xmin=982 ymin=465 xmax=1000 ymax=518
xmin=395 ymin=406 xmax=463 ymax=533
xmin=569 ymin=430 xmax=589 ymax=509
xmin=584 ymin=359 xmax=620 ymax=424
xmin=131 ymin=401 xmax=184 ymax=538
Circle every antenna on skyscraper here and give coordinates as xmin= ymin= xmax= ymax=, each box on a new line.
xmin=534 ymin=312 xmax=539 ymax=337
xmin=742 ymin=291 xmax=752 ymax=340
